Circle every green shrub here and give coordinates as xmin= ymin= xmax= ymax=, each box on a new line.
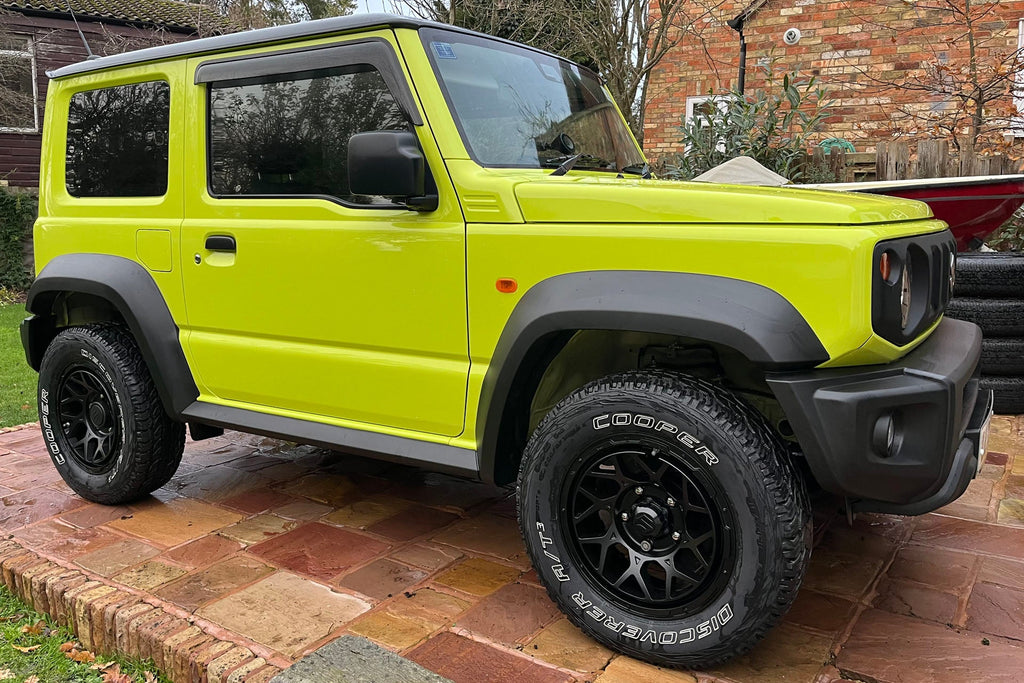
xmin=0 ymin=186 xmax=36 ymax=290
xmin=663 ymin=62 xmax=832 ymax=182
xmin=986 ymin=207 xmax=1024 ymax=251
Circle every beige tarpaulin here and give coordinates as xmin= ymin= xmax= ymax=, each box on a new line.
xmin=691 ymin=156 xmax=790 ymax=186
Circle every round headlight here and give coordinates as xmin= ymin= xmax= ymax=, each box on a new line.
xmin=900 ymin=262 xmax=912 ymax=328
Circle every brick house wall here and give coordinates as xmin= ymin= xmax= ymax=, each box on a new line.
xmin=644 ymin=0 xmax=1024 ymax=165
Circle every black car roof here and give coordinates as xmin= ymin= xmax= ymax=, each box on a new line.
xmin=49 ymin=12 xmax=557 ymax=79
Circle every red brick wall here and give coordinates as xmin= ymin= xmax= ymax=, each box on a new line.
xmin=1 ymin=13 xmax=191 ymax=188
xmin=644 ymin=0 xmax=1024 ymax=164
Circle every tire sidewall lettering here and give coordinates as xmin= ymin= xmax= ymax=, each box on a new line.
xmin=592 ymin=412 xmax=719 ymax=466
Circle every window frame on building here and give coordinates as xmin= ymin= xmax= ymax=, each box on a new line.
xmin=0 ymin=33 xmax=40 ymax=133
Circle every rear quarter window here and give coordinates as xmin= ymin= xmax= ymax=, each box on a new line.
xmin=65 ymin=80 xmax=170 ymax=197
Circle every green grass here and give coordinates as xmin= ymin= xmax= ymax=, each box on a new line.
xmin=0 ymin=303 xmax=37 ymax=429
xmin=0 ymin=586 xmax=170 ymax=683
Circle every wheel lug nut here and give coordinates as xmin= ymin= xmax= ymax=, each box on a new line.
xmin=621 ymin=512 xmax=629 ymax=521
xmin=672 ymin=531 xmax=681 ymax=541
xmin=666 ymin=497 xmax=675 ymax=507
xmin=635 ymin=486 xmax=643 ymax=495
xmin=640 ymin=540 xmax=652 ymax=551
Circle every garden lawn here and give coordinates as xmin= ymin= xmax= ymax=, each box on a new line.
xmin=0 ymin=303 xmax=36 ymax=428
xmin=0 ymin=586 xmax=169 ymax=683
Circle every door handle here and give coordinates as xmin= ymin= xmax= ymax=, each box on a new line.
xmin=205 ymin=235 xmax=236 ymax=252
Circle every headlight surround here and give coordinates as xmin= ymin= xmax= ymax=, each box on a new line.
xmin=872 ymin=231 xmax=955 ymax=345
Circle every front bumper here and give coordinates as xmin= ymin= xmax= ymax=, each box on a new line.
xmin=767 ymin=318 xmax=993 ymax=514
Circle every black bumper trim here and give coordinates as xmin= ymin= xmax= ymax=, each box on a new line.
xmin=767 ymin=318 xmax=985 ymax=511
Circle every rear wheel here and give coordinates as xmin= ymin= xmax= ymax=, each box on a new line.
xmin=37 ymin=324 xmax=184 ymax=504
xmin=517 ymin=371 xmax=811 ymax=668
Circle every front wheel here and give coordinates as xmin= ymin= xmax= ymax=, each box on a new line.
xmin=517 ymin=371 xmax=810 ymax=669
xmin=37 ymin=324 xmax=185 ymax=505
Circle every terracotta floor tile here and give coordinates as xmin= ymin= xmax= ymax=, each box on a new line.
xmin=3 ymin=468 xmax=66 ymax=491
xmin=218 ymin=489 xmax=296 ymax=515
xmin=407 ymin=632 xmax=572 ymax=683
xmin=432 ymin=514 xmax=526 ymax=560
xmin=0 ymin=430 xmax=44 ymax=450
xmin=912 ymin=514 xmax=1024 ymax=561
xmin=434 ymin=558 xmax=521 ymax=597
xmin=156 ymin=556 xmax=274 ymax=612
xmin=996 ymin=499 xmax=1024 ymax=526
xmin=390 ymin=544 xmax=463 ymax=572
xmin=337 ymin=558 xmax=427 ymax=600
xmin=938 ymin=478 xmax=994 ymax=521
xmin=802 ymin=547 xmax=885 ymax=599
xmin=76 ymin=538 xmax=161 ymax=577
xmin=180 ymin=441 xmax=256 ymax=466
xmin=160 ymin=535 xmax=242 ymax=569
xmin=978 ymin=556 xmax=1024 ymax=591
xmin=323 ymin=496 xmax=412 ymax=529
xmin=0 ymin=488 xmax=86 ymax=531
xmin=12 ymin=518 xmax=80 ymax=547
xmin=838 ymin=608 xmax=1024 ymax=682
xmin=596 ymin=656 xmax=697 ymax=682
xmin=402 ymin=588 xmax=472 ymax=619
xmin=113 ymin=561 xmax=187 ymax=591
xmin=222 ymin=453 xmax=288 ymax=473
xmin=366 ymin=506 xmax=459 ymax=542
xmin=966 ymin=581 xmax=1024 ymax=641
xmin=783 ymin=588 xmax=856 ymax=634
xmin=710 ymin=623 xmax=833 ymax=683
xmin=527 ymin=618 xmax=614 ymax=674
xmin=348 ymin=608 xmax=441 ymax=650
xmin=165 ymin=466 xmax=272 ymax=502
xmin=248 ymin=523 xmax=390 ymax=581
xmin=281 ymin=473 xmax=358 ymax=507
xmin=106 ymin=498 xmax=242 ymax=547
xmin=887 ymin=544 xmax=974 ymax=591
xmin=986 ymin=451 xmax=1009 ymax=466
xmin=218 ymin=514 xmax=299 ymax=545
xmin=41 ymin=525 xmax=122 ymax=560
xmin=389 ymin=473 xmax=504 ymax=512
xmin=874 ymin=577 xmax=959 ymax=624
xmin=197 ymin=571 xmax=371 ymax=658
xmin=60 ymin=503 xmax=132 ymax=529
xmin=269 ymin=500 xmax=332 ymax=521
xmin=456 ymin=582 xmax=561 ymax=646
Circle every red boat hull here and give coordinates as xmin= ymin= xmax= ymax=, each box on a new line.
xmin=811 ymin=175 xmax=1024 ymax=251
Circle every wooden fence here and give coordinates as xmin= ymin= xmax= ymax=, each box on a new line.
xmin=808 ymin=140 xmax=1021 ymax=182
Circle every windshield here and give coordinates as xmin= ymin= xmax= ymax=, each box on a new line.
xmin=420 ymin=28 xmax=645 ymax=173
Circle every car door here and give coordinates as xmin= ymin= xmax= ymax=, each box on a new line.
xmin=179 ymin=32 xmax=469 ymax=437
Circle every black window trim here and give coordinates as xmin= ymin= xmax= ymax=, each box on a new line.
xmin=65 ymin=78 xmax=172 ymax=199
xmin=199 ymin=37 xmax=428 ymax=211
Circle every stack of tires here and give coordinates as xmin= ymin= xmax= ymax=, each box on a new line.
xmin=946 ymin=253 xmax=1024 ymax=414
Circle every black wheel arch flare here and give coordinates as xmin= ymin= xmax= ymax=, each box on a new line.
xmin=477 ymin=271 xmax=830 ymax=485
xmin=22 ymin=254 xmax=199 ymax=419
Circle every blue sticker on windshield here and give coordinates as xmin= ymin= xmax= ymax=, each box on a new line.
xmin=432 ymin=42 xmax=457 ymax=59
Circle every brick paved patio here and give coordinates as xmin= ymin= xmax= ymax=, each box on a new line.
xmin=2 ymin=416 xmax=1024 ymax=682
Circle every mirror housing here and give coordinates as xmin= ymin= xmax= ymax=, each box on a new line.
xmin=348 ymin=131 xmax=435 ymax=210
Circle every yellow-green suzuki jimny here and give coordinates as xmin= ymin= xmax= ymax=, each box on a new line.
xmin=23 ymin=13 xmax=993 ymax=668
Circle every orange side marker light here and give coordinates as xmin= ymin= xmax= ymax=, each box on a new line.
xmin=496 ymin=278 xmax=518 ymax=293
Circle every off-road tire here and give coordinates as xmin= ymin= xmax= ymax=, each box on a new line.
xmin=954 ymin=252 xmax=1024 ymax=298
xmin=517 ymin=370 xmax=811 ymax=669
xmin=981 ymin=376 xmax=1024 ymax=415
xmin=945 ymin=298 xmax=1024 ymax=337
xmin=981 ymin=338 xmax=1024 ymax=376
xmin=37 ymin=324 xmax=185 ymax=504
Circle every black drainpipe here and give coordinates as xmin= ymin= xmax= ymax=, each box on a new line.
xmin=726 ymin=15 xmax=747 ymax=95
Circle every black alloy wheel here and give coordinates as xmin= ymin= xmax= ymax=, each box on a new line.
xmin=563 ymin=442 xmax=735 ymax=617
xmin=56 ymin=366 xmax=122 ymax=474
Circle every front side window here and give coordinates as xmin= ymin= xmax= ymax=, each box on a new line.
xmin=421 ymin=28 xmax=644 ymax=173
xmin=208 ymin=65 xmax=408 ymax=205
xmin=0 ymin=34 xmax=38 ymax=132
xmin=66 ymin=80 xmax=170 ymax=197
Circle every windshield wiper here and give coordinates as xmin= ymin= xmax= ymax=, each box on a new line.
xmin=547 ymin=153 xmax=613 ymax=176
xmin=619 ymin=163 xmax=651 ymax=179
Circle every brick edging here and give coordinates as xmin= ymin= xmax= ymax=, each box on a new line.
xmin=0 ymin=539 xmax=283 ymax=683
xmin=0 ymin=422 xmax=38 ymax=434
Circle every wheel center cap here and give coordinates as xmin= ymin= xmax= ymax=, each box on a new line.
xmin=88 ymin=401 xmax=109 ymax=429
xmin=627 ymin=499 xmax=669 ymax=539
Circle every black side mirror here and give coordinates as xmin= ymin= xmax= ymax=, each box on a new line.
xmin=348 ymin=131 xmax=436 ymax=210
